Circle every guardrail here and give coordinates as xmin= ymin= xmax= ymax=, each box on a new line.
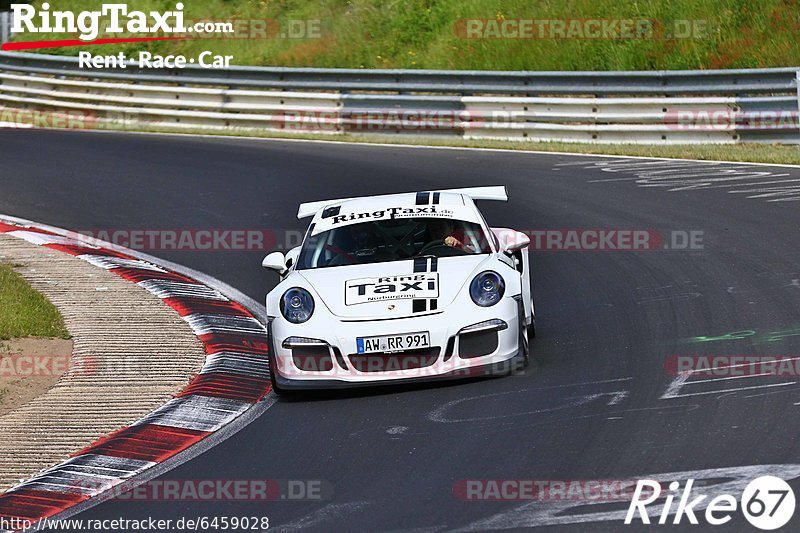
xmin=0 ymin=51 xmax=798 ymax=144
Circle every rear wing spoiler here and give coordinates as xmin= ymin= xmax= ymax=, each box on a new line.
xmin=296 ymin=186 xmax=508 ymax=219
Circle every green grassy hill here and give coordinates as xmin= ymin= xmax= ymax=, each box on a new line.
xmin=9 ymin=0 xmax=800 ymax=70
xmin=0 ymin=263 xmax=69 ymax=340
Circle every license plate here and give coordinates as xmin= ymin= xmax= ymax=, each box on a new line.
xmin=356 ymin=332 xmax=430 ymax=354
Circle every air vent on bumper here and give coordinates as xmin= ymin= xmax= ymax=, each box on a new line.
xmin=457 ymin=319 xmax=507 ymax=359
xmin=283 ymin=336 xmax=334 ymax=372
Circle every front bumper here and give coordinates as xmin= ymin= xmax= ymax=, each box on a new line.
xmin=268 ymin=296 xmax=527 ymax=390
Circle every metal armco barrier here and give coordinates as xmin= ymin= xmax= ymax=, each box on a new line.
xmin=0 ymin=51 xmax=798 ymax=144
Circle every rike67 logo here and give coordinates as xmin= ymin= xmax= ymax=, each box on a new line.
xmin=626 ymin=476 xmax=795 ymax=530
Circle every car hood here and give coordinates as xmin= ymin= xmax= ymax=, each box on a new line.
xmin=294 ymin=255 xmax=493 ymax=319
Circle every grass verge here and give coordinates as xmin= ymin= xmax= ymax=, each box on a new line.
xmin=0 ymin=262 xmax=71 ymax=340
xmin=11 ymin=0 xmax=800 ymax=70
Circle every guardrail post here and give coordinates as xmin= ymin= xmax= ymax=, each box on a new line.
xmin=0 ymin=12 xmax=9 ymax=45
xmin=796 ymin=70 xmax=800 ymax=142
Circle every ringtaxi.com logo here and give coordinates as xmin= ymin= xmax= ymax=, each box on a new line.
xmin=10 ymin=2 xmax=222 ymax=42
xmin=626 ymin=476 xmax=795 ymax=530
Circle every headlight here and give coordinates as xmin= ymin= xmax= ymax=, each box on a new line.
xmin=281 ymin=287 xmax=315 ymax=323
xmin=469 ymin=271 xmax=505 ymax=307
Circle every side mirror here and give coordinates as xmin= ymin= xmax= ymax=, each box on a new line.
xmin=492 ymin=228 xmax=530 ymax=252
xmin=262 ymin=251 xmax=288 ymax=274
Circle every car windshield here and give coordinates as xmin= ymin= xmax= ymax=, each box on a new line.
xmin=296 ymin=217 xmax=493 ymax=269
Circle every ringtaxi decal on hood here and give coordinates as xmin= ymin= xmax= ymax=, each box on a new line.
xmin=345 ymin=273 xmax=439 ymax=305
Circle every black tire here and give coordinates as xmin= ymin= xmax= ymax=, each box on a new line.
xmin=519 ymin=320 xmax=531 ymax=370
xmin=269 ymin=369 xmax=283 ymax=395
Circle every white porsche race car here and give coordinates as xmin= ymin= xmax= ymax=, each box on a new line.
xmin=262 ymin=186 xmax=535 ymax=392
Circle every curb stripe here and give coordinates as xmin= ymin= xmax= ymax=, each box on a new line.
xmin=45 ymin=244 xmax=133 ymax=259
xmin=138 ymin=280 xmax=228 ymax=301
xmin=132 ymin=396 xmax=250 ymax=433
xmin=163 ymin=298 xmax=250 ymax=318
xmin=182 ymin=314 xmax=268 ymax=337
xmin=0 ymin=219 xmax=272 ymax=530
xmin=113 ymin=268 xmax=199 ymax=284
xmin=6 ymin=230 xmax=84 ymax=247
xmin=78 ymin=255 xmax=167 ymax=272
xmin=179 ymin=373 xmax=270 ymax=403
xmin=199 ymin=332 xmax=270 ymax=356
xmin=0 ymin=490 xmax=89 ymax=522
xmin=200 ymin=352 xmax=270 ymax=378
xmin=74 ymin=425 xmax=211 ymax=464
xmin=48 ymin=455 xmax=156 ymax=479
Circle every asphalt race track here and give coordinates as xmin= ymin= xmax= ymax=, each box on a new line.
xmin=2 ymin=130 xmax=800 ymax=532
